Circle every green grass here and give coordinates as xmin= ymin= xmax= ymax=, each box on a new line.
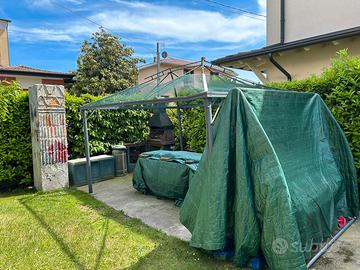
xmin=0 ymin=189 xmax=238 ymax=270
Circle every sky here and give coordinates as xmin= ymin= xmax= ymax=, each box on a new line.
xmin=0 ymin=0 xmax=266 ymax=81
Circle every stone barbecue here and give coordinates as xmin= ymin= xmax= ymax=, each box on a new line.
xmin=147 ymin=109 xmax=175 ymax=147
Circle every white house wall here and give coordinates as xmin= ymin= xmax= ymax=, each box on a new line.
xmin=267 ymin=0 xmax=360 ymax=45
xmin=16 ymin=75 xmax=43 ymax=89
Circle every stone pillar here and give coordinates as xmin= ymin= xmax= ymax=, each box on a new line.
xmin=29 ymin=84 xmax=69 ymax=191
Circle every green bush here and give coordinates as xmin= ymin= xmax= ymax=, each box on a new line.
xmin=0 ymin=83 xmax=32 ymax=188
xmin=168 ymin=107 xmax=206 ymax=153
xmin=0 ymin=86 xmax=149 ymax=188
xmin=269 ymin=50 xmax=360 ymax=179
xmin=65 ymin=94 xmax=149 ymax=158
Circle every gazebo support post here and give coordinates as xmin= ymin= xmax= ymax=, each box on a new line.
xmin=82 ymin=109 xmax=93 ymax=194
xmin=201 ymin=56 xmax=213 ymax=153
xmin=177 ymin=106 xmax=184 ymax=151
xmin=201 ymin=57 xmax=213 ymax=153
xmin=204 ymin=97 xmax=213 ymax=153
xmin=170 ymin=72 xmax=184 ymax=151
xmin=306 ymin=217 xmax=357 ymax=268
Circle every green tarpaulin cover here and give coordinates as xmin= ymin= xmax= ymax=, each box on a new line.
xmin=133 ymin=150 xmax=201 ymax=200
xmin=180 ymin=88 xmax=359 ymax=270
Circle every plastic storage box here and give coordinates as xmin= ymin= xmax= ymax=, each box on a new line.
xmin=68 ymin=155 xmax=115 ymax=186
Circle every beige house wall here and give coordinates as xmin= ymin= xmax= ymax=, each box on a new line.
xmin=16 ymin=75 xmax=43 ymax=89
xmin=267 ymin=0 xmax=360 ymax=45
xmin=138 ymin=63 xmax=212 ymax=84
xmin=0 ymin=74 xmax=65 ymax=89
xmin=250 ymin=38 xmax=360 ymax=82
xmin=0 ymin=21 xmax=10 ymax=66
xmin=138 ymin=64 xmax=183 ymax=84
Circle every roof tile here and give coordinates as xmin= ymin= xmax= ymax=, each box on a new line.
xmin=0 ymin=65 xmax=72 ymax=76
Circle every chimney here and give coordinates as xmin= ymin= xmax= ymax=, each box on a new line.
xmin=0 ymin=19 xmax=11 ymax=66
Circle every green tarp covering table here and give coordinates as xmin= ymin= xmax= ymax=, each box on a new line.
xmin=132 ymin=150 xmax=202 ymax=201
xmin=180 ymin=88 xmax=359 ymax=270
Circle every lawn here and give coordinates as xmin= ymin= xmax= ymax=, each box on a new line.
xmin=0 ymin=189 xmax=238 ymax=270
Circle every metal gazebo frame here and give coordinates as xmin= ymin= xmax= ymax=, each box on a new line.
xmin=78 ymin=58 xmax=357 ymax=269
xmin=80 ymin=57 xmax=255 ymax=194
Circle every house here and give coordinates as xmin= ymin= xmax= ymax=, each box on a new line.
xmin=212 ymin=0 xmax=360 ymax=83
xmin=138 ymin=57 xmax=232 ymax=84
xmin=0 ymin=65 xmax=74 ymax=90
xmin=0 ymin=18 xmax=73 ymax=89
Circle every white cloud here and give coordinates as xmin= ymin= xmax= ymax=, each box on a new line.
xmin=258 ymin=0 xmax=266 ymax=14
xmin=31 ymin=0 xmax=84 ymax=7
xmin=91 ymin=1 xmax=265 ymax=43
xmin=13 ymin=1 xmax=265 ymax=45
xmin=167 ymin=43 xmax=254 ymax=52
xmin=9 ymin=25 xmax=87 ymax=43
xmin=112 ymin=0 xmax=148 ymax=9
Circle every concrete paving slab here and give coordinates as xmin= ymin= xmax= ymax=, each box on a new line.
xmin=312 ymin=219 xmax=360 ymax=270
xmin=77 ymin=174 xmax=191 ymax=241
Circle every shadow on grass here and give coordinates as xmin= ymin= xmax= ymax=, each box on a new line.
xmin=18 ymin=192 xmax=110 ymax=270
xmin=0 ymin=188 xmax=35 ymax=199
xmin=19 ymin=194 xmax=87 ymax=270
xmin=14 ymin=189 xmax=236 ymax=270
xmin=68 ymin=189 xmax=238 ymax=270
xmin=94 ymin=218 xmax=109 ymax=270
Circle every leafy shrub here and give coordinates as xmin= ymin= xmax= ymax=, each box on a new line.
xmin=65 ymin=94 xmax=149 ymax=158
xmin=269 ymin=50 xmax=360 ymax=180
xmin=168 ymin=107 xmax=206 ymax=153
xmin=0 ymin=87 xmax=149 ymax=188
xmin=0 ymin=83 xmax=32 ymax=188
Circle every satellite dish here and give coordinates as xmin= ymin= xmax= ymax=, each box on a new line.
xmin=161 ymin=51 xmax=168 ymax=58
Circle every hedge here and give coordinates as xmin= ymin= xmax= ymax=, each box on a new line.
xmin=65 ymin=94 xmax=149 ymax=159
xmin=168 ymin=107 xmax=206 ymax=153
xmin=0 ymin=84 xmax=149 ymax=188
xmin=0 ymin=83 xmax=32 ymax=189
xmin=269 ymin=50 xmax=360 ymax=180
xmin=2 ymin=50 xmax=358 ymax=187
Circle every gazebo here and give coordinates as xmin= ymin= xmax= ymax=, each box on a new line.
xmin=79 ymin=58 xmax=260 ymax=193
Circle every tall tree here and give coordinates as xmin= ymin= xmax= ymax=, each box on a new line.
xmin=71 ymin=28 xmax=143 ymax=96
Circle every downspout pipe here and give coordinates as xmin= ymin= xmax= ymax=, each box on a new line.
xmin=268 ymin=53 xmax=292 ymax=81
xmin=280 ymin=0 xmax=285 ymax=44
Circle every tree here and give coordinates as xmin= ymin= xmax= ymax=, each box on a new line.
xmin=70 ymin=28 xmax=144 ymax=96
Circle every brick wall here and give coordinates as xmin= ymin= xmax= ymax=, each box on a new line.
xmin=0 ymin=76 xmax=16 ymax=84
xmin=41 ymin=78 xmax=64 ymax=85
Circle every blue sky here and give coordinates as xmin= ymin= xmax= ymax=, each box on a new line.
xmin=0 ymin=0 xmax=266 ymax=81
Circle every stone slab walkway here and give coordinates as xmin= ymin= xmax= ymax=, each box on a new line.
xmin=312 ymin=218 xmax=360 ymax=270
xmin=77 ymin=174 xmax=191 ymax=241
